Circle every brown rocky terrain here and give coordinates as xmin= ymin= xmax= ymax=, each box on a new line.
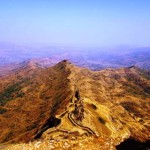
xmin=0 ymin=60 xmax=149 ymax=150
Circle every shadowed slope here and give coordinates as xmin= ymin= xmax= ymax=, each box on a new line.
xmin=0 ymin=60 xmax=73 ymax=143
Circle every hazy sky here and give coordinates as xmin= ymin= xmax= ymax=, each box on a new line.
xmin=0 ymin=0 xmax=150 ymax=47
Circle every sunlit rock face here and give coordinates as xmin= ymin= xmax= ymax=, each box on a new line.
xmin=0 ymin=60 xmax=149 ymax=149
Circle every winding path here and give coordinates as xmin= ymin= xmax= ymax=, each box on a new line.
xmin=68 ymin=112 xmax=95 ymax=135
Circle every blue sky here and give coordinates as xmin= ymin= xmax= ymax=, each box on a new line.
xmin=0 ymin=0 xmax=150 ymax=47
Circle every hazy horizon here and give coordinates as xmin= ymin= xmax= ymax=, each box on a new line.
xmin=0 ymin=0 xmax=150 ymax=47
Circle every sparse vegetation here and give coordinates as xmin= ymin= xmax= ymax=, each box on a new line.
xmin=0 ymin=81 xmax=25 ymax=106
xmin=138 ymin=69 xmax=150 ymax=80
xmin=26 ymin=123 xmax=38 ymax=131
xmin=2 ymin=131 xmax=13 ymax=142
xmin=91 ymin=104 xmax=97 ymax=110
xmin=120 ymin=102 xmax=144 ymax=118
xmin=98 ymin=117 xmax=106 ymax=124
xmin=0 ymin=108 xmax=7 ymax=114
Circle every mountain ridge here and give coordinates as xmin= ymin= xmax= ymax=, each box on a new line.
xmin=0 ymin=60 xmax=149 ymax=149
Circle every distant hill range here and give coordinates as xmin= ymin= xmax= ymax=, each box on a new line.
xmin=0 ymin=60 xmax=149 ymax=149
xmin=0 ymin=43 xmax=150 ymax=70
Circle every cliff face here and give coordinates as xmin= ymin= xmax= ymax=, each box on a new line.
xmin=0 ymin=60 xmax=149 ymax=149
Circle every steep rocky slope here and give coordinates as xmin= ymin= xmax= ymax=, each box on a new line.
xmin=0 ymin=60 xmax=149 ymax=149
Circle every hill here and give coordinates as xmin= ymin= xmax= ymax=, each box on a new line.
xmin=0 ymin=60 xmax=149 ymax=150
